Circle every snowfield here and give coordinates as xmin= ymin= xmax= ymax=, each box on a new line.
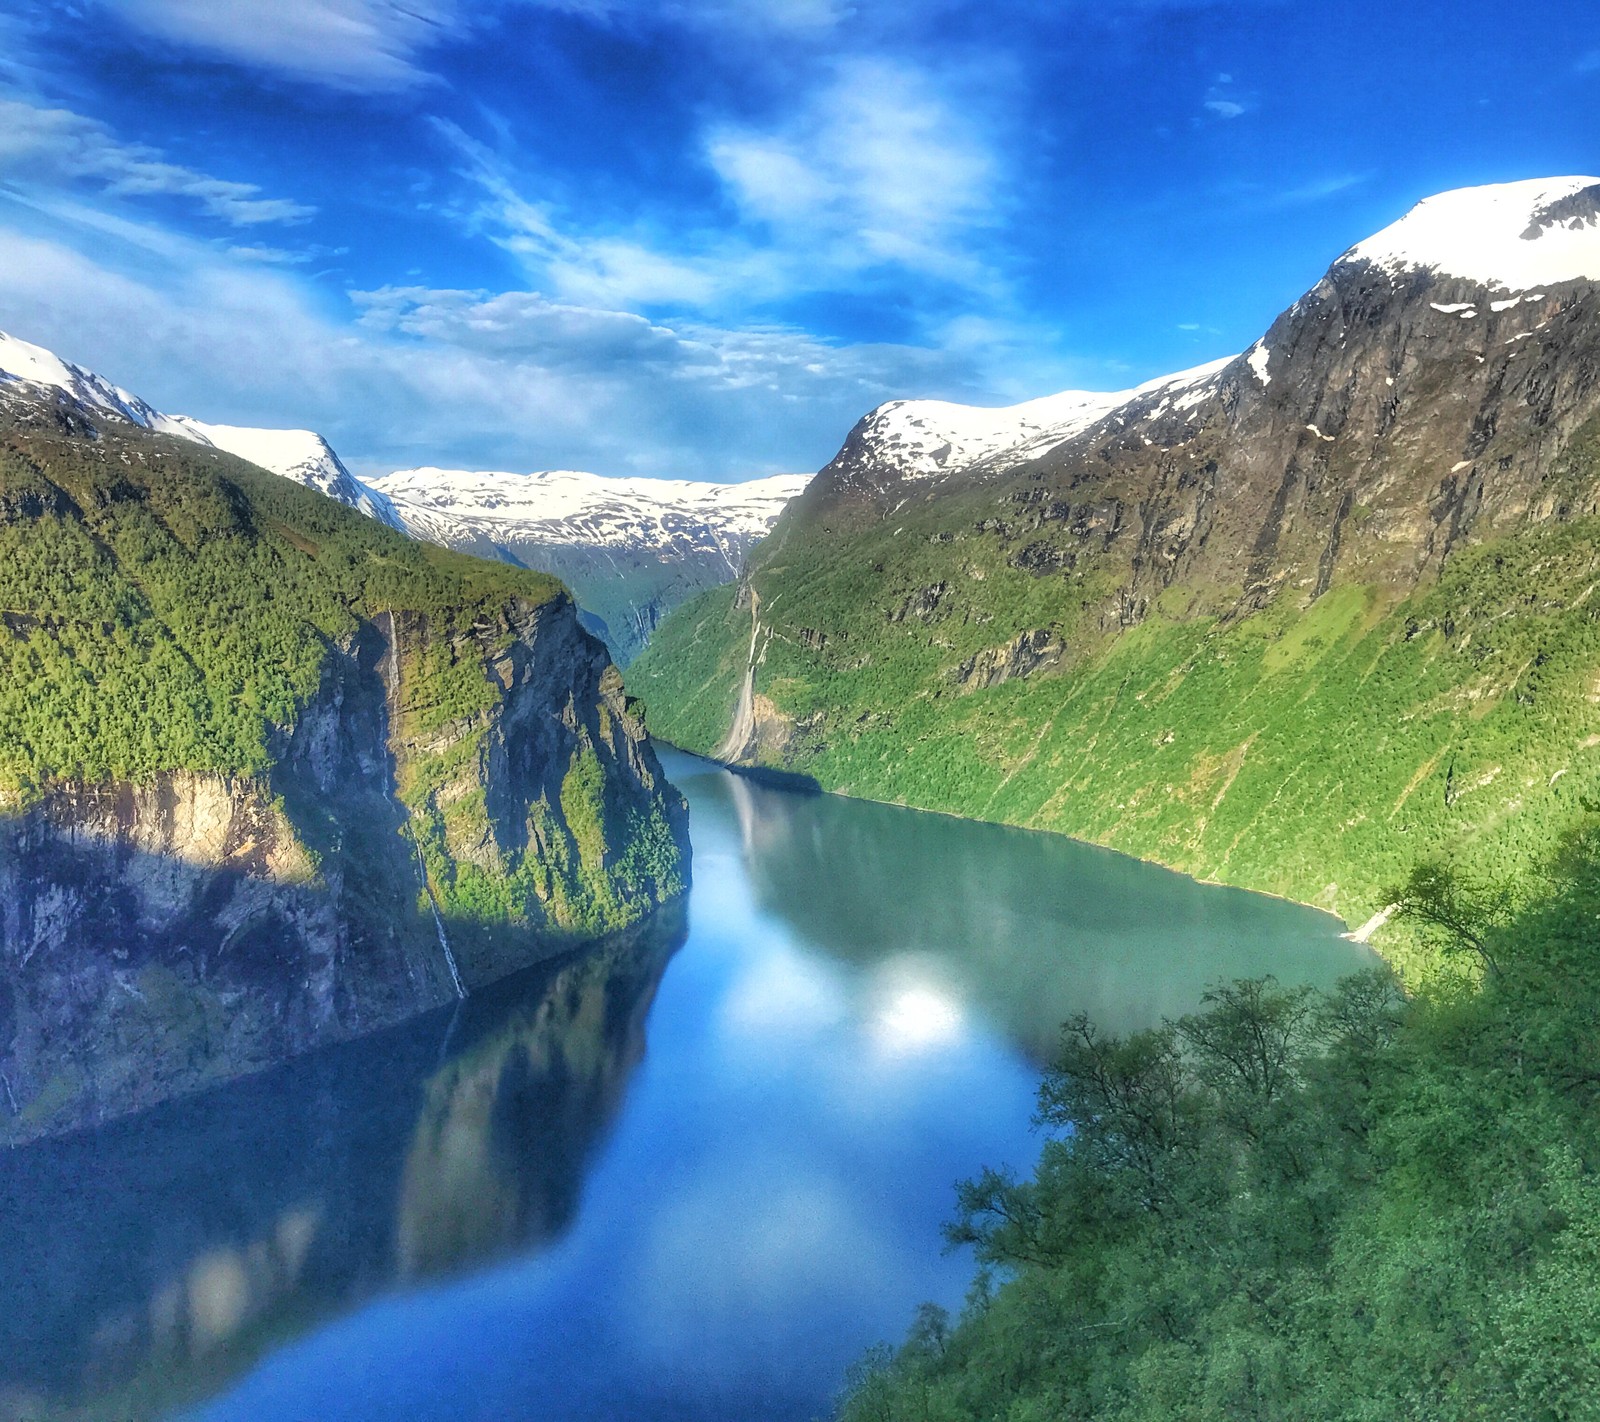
xmin=1340 ymin=176 xmax=1600 ymax=291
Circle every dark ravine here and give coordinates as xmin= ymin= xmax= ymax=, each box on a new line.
xmin=0 ymin=390 xmax=690 ymax=1146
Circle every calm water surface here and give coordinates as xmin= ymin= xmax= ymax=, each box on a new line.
xmin=0 ymin=750 xmax=1368 ymax=1421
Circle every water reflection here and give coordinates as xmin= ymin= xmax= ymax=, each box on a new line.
xmin=0 ymin=907 xmax=685 ymax=1422
xmin=0 ymin=755 xmax=1370 ymax=1422
xmin=705 ymin=757 xmax=1366 ymax=1057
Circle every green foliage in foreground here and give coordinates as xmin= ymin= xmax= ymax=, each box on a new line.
xmin=636 ymin=509 xmax=1600 ymax=947
xmin=839 ymin=838 xmax=1600 ymax=1422
xmin=0 ymin=419 xmax=560 ymax=797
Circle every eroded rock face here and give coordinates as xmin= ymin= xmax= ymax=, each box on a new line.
xmin=954 ymin=630 xmax=1066 ymax=692
xmin=0 ymin=595 xmax=689 ymax=1146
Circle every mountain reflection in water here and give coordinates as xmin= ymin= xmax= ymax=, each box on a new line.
xmin=716 ymin=762 xmax=1367 ymax=1059
xmin=0 ymin=907 xmax=685 ymax=1422
xmin=0 ymin=752 xmax=1367 ymax=1422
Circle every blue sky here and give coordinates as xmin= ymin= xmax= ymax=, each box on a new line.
xmin=0 ymin=0 xmax=1595 ymax=478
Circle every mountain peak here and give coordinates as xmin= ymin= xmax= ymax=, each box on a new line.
xmin=831 ymin=357 xmax=1237 ymax=491
xmin=0 ymin=328 xmax=187 ymax=434
xmin=0 ymin=327 xmax=404 ymax=529
xmin=1338 ymin=176 xmax=1600 ymax=291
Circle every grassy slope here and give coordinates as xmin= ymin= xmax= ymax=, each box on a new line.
xmin=635 ymin=426 xmax=1600 ymax=951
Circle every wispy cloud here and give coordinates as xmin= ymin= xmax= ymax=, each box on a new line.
xmin=97 ymin=0 xmax=470 ymax=91
xmin=706 ymin=57 xmax=1001 ymax=284
xmin=1274 ymin=172 xmax=1373 ymax=206
xmin=0 ymin=96 xmax=314 ymax=225
xmin=433 ymin=56 xmax=1007 ymax=316
xmin=1201 ymin=74 xmax=1253 ymax=120
xmin=227 ymin=242 xmax=349 ymax=264
xmin=1577 ymin=49 xmax=1600 ymax=74
xmin=430 ymin=117 xmax=737 ymax=309
xmin=93 ymin=0 xmax=853 ymax=91
xmin=0 ymin=198 xmax=989 ymax=478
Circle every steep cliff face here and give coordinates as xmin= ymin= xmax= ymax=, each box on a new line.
xmin=634 ymin=179 xmax=1600 ymax=939
xmin=0 ymin=396 xmax=688 ymax=1145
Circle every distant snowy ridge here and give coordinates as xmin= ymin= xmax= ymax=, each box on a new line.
xmin=365 ymin=466 xmax=810 ymax=662
xmin=0 ymin=328 xmax=404 ymax=528
xmin=1339 ymin=176 xmax=1600 ymax=291
xmin=846 ymin=358 xmax=1235 ymax=485
xmin=0 ymin=325 xmax=810 ymax=661
xmin=370 ymin=467 xmax=810 ymax=570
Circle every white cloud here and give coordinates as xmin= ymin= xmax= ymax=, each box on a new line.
xmin=94 ymin=0 xmax=851 ymax=90
xmin=0 ymin=97 xmax=314 ymax=225
xmin=0 ymin=199 xmax=984 ymax=479
xmin=1201 ymin=74 xmax=1253 ymax=121
xmin=97 ymin=0 xmax=469 ymax=90
xmin=430 ymin=118 xmax=744 ymax=310
xmin=1274 ymin=172 xmax=1371 ymax=205
xmin=434 ymin=58 xmax=1006 ymax=316
xmin=572 ymin=0 xmax=849 ymax=31
xmin=706 ymin=57 xmax=1000 ymax=283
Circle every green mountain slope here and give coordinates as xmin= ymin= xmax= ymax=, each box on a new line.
xmin=634 ymin=184 xmax=1600 ymax=948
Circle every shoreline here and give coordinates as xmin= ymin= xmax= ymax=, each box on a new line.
xmin=655 ymin=740 xmax=1362 ymax=940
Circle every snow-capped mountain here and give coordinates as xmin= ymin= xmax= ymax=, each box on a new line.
xmin=823 ymin=177 xmax=1600 ymax=500
xmin=1337 ymin=175 xmax=1600 ymax=290
xmin=0 ymin=329 xmax=403 ymax=528
xmin=839 ymin=358 xmax=1234 ymax=487
xmin=777 ymin=173 xmax=1600 ymax=620
xmin=369 ymin=467 xmax=810 ymax=662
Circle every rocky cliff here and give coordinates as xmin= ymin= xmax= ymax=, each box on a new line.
xmin=0 ymin=391 xmax=689 ymax=1145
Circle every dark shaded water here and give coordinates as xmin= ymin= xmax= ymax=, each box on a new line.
xmin=0 ymin=750 xmax=1368 ymax=1421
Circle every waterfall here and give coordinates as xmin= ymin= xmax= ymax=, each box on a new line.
xmin=413 ymin=833 xmax=467 ymax=999
xmin=713 ymin=587 xmax=763 ymax=763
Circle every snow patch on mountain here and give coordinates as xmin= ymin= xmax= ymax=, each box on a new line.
xmin=1340 ymin=177 xmax=1600 ymax=292
xmin=852 ymin=357 xmax=1237 ymax=483
xmin=164 ymin=417 xmax=403 ymax=527
xmin=0 ymin=328 xmax=405 ymax=528
xmin=0 ymin=329 xmax=192 ymax=436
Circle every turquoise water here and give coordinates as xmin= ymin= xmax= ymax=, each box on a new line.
xmin=0 ymin=750 xmax=1367 ymax=1421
